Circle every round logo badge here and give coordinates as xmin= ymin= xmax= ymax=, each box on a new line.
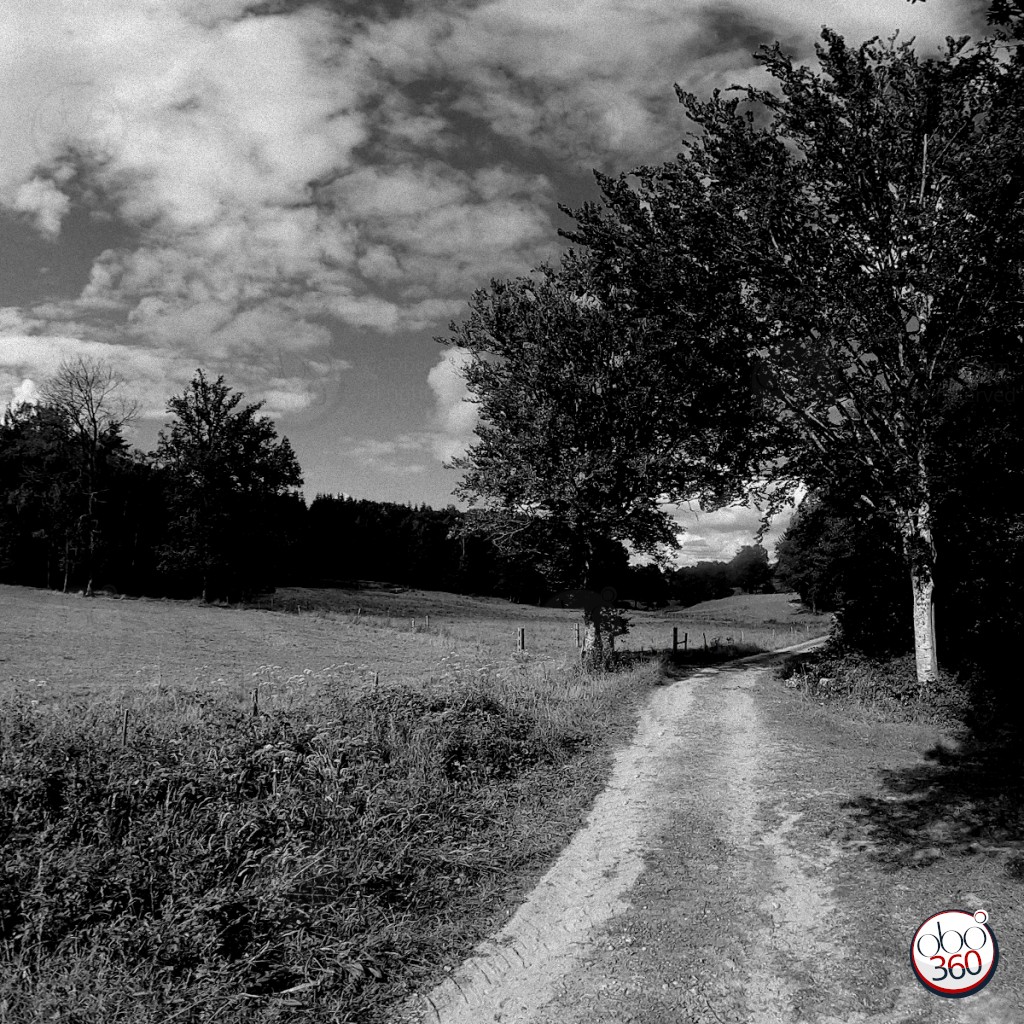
xmin=911 ymin=909 xmax=998 ymax=997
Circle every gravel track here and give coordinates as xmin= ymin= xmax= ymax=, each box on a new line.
xmin=397 ymin=641 xmax=1020 ymax=1024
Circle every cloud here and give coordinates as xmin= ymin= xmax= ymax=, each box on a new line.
xmin=0 ymin=0 xmax=988 ymax=459
xmin=366 ymin=0 xmax=983 ymax=169
xmin=9 ymin=378 xmax=39 ymax=410
xmin=343 ymin=435 xmax=431 ymax=476
xmin=338 ymin=345 xmax=477 ymax=475
xmin=0 ymin=315 xmax=336 ymax=420
xmin=670 ymin=498 xmax=796 ymax=566
xmin=11 ymin=177 xmax=70 ymax=236
xmin=427 ymin=347 xmax=477 ymax=462
xmin=0 ymin=0 xmax=562 ymax=406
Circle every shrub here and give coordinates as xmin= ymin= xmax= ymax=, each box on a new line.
xmin=777 ymin=647 xmax=971 ymax=725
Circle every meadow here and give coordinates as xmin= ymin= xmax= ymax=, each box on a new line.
xmin=0 ymin=584 xmax=830 ymax=1023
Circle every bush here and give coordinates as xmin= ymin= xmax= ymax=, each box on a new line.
xmin=777 ymin=647 xmax=971 ymax=725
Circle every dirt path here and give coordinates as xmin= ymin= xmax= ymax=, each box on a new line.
xmin=397 ymin=645 xmax=1021 ymax=1024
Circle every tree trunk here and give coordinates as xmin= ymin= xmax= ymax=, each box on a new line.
xmin=902 ymin=501 xmax=938 ymax=686
xmin=581 ymin=606 xmax=606 ymax=671
xmin=909 ymin=565 xmax=938 ymax=684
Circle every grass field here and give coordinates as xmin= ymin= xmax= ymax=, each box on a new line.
xmin=0 ymin=583 xmax=831 ymax=1023
xmin=0 ymin=585 xmax=831 ymax=704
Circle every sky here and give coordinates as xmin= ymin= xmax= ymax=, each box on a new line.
xmin=0 ymin=0 xmax=987 ymax=565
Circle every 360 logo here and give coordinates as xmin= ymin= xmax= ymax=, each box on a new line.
xmin=910 ymin=909 xmax=998 ymax=997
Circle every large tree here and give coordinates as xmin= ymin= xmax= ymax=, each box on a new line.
xmin=444 ymin=266 xmax=769 ymax=666
xmin=154 ymin=371 xmax=302 ymax=601
xmin=728 ymin=544 xmax=772 ymax=595
xmin=563 ymin=29 xmax=1024 ymax=683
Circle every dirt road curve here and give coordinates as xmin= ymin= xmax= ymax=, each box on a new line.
xmin=397 ymin=642 xmax=1019 ymax=1024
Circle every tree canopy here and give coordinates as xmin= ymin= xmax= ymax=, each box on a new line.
xmin=443 ymin=263 xmax=772 ymax=662
xmin=554 ymin=28 xmax=1024 ymax=681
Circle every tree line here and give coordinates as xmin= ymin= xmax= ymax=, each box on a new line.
xmin=0 ymin=362 xmax=539 ymax=602
xmin=0 ymin=360 xmax=623 ymax=604
xmin=0 ymin=360 xmax=783 ymax=609
xmin=0 ymin=361 xmax=305 ymax=602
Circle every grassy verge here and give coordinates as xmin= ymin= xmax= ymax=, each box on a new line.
xmin=0 ymin=656 xmax=659 ymax=1023
xmin=775 ymin=642 xmax=973 ymax=728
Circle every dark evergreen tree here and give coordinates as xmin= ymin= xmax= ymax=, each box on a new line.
xmin=154 ymin=371 xmax=303 ymax=601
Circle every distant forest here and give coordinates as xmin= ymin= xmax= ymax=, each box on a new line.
xmin=0 ymin=360 xmax=779 ymax=608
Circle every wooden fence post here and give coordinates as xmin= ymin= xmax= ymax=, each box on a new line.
xmin=517 ymin=627 xmax=525 ymax=651
xmin=673 ymin=626 xmax=678 ymax=652
xmin=575 ymin=623 xmax=581 ymax=648
xmin=702 ymin=632 xmax=707 ymax=651
xmin=121 ymin=708 xmax=129 ymax=747
xmin=684 ymin=632 xmax=688 ymax=651
xmin=251 ymin=688 xmax=259 ymax=716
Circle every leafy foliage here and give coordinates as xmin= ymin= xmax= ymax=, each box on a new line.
xmin=442 ymin=261 xmax=770 ymax=662
xmin=154 ymin=371 xmax=303 ymax=601
xmin=560 ymin=28 xmax=1024 ymax=680
xmin=775 ymin=490 xmax=911 ymax=655
xmin=0 ymin=398 xmax=138 ymax=593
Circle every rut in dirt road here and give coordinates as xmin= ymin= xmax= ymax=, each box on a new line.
xmin=397 ymin=647 xmax=1006 ymax=1024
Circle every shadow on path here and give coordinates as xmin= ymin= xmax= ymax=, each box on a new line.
xmin=843 ymin=715 xmax=1024 ymax=873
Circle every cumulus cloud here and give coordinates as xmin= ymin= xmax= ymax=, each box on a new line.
xmin=427 ymin=348 xmax=477 ymax=462
xmin=364 ymin=0 xmax=983 ymax=169
xmin=0 ymin=316 xmax=334 ymax=421
xmin=0 ymin=0 xmax=987 ymax=484
xmin=10 ymin=378 xmax=39 ymax=410
xmin=0 ymin=0 xmax=563 ymax=420
xmin=671 ymin=499 xmax=796 ymax=566
xmin=10 ymin=177 xmax=70 ymax=236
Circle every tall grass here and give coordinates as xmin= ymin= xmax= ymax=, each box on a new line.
xmin=0 ymin=656 xmax=656 ymax=1023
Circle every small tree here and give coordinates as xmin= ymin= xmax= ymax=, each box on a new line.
xmin=38 ymin=358 xmax=136 ymax=594
xmin=444 ymin=268 xmax=764 ymax=667
xmin=154 ymin=371 xmax=302 ymax=601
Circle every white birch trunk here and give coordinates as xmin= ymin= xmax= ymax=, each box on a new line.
xmin=910 ymin=564 xmax=938 ymax=685
xmin=903 ymin=495 xmax=938 ymax=686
